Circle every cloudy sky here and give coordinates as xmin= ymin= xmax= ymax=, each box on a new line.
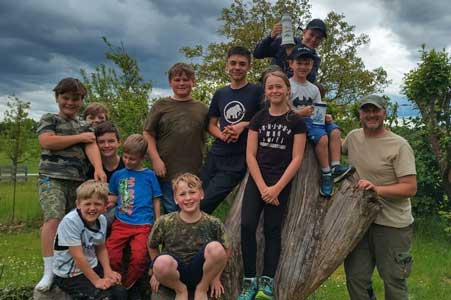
xmin=0 ymin=0 xmax=450 ymax=120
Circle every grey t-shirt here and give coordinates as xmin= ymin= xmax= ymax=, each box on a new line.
xmin=53 ymin=209 xmax=107 ymax=278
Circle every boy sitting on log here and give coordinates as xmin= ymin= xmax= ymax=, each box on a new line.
xmin=148 ymin=173 xmax=230 ymax=300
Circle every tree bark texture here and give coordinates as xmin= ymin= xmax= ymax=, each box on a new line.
xmin=222 ymin=144 xmax=382 ymax=300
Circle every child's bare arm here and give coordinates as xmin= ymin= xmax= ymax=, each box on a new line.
xmin=96 ymin=244 xmax=121 ymax=284
xmin=85 ymin=142 xmax=107 ymax=182
xmin=69 ymin=245 xmax=112 ymax=289
xmin=107 ymin=195 xmax=117 ymax=209
xmin=39 ymin=132 xmax=96 ymax=150
xmin=143 ymin=131 xmax=166 ymax=177
xmin=153 ymin=197 xmax=161 ymax=221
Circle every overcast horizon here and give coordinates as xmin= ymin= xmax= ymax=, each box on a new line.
xmin=0 ymin=0 xmax=449 ymax=120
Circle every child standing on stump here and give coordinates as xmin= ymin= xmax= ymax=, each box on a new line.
xmin=238 ymin=71 xmax=306 ymax=300
xmin=148 ymin=173 xmax=229 ymax=300
xmin=106 ymin=134 xmax=161 ymax=294
xmin=53 ymin=180 xmax=127 ymax=300
xmin=35 ymin=78 xmax=106 ymax=291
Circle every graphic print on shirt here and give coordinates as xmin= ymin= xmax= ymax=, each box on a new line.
xmin=118 ymin=177 xmax=135 ymax=215
xmin=259 ymin=122 xmax=292 ymax=150
xmin=292 ymin=96 xmax=314 ymax=109
xmin=224 ymin=101 xmax=246 ymax=124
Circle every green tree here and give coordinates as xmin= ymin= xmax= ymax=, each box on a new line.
xmin=403 ymin=46 xmax=451 ymax=221
xmin=1 ymin=96 xmax=35 ymax=221
xmin=181 ymin=0 xmax=388 ymax=115
xmin=80 ymin=37 xmax=152 ymax=138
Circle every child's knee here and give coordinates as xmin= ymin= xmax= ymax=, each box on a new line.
xmin=329 ymin=128 xmax=341 ymax=139
xmin=204 ymin=241 xmax=226 ymax=260
xmin=316 ymin=135 xmax=329 ymax=147
xmin=153 ymin=255 xmax=178 ymax=276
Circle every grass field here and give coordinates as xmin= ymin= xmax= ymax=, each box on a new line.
xmin=1 ymin=179 xmax=451 ymax=298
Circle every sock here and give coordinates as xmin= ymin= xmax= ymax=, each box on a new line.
xmin=331 ymin=161 xmax=340 ymax=167
xmin=321 ymin=167 xmax=331 ymax=173
xmin=35 ymin=256 xmax=54 ymax=291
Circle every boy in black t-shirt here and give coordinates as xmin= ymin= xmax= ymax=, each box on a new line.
xmin=200 ymin=46 xmax=263 ymax=214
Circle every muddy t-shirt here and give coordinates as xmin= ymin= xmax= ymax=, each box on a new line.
xmin=208 ymin=83 xmax=263 ymax=156
xmin=144 ymin=97 xmax=208 ymax=180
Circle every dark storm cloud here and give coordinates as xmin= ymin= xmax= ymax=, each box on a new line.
xmin=380 ymin=0 xmax=451 ymax=50
xmin=0 ymin=0 xmax=231 ymax=118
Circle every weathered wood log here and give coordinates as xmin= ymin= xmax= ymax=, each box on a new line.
xmin=223 ymin=143 xmax=382 ymax=300
xmin=33 ymin=286 xmax=72 ymax=300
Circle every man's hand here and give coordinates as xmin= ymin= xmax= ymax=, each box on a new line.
xmin=152 ymin=158 xmax=167 ymax=178
xmin=356 ymin=179 xmax=378 ymax=194
xmin=209 ymin=277 xmax=225 ymax=298
xmin=223 ymin=123 xmax=247 ymax=142
xmin=271 ymin=23 xmax=282 ymax=38
xmin=78 ymin=132 xmax=96 ymax=144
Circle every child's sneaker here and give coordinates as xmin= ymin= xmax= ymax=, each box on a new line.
xmin=255 ymin=276 xmax=274 ymax=300
xmin=331 ymin=164 xmax=355 ymax=183
xmin=237 ymin=277 xmax=258 ymax=300
xmin=320 ymin=171 xmax=333 ymax=197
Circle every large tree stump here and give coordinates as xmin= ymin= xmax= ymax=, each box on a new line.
xmin=223 ymin=144 xmax=381 ymax=300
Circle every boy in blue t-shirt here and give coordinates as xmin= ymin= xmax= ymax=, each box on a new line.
xmin=106 ymin=134 xmax=161 ymax=292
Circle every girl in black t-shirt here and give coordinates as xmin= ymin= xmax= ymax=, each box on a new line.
xmin=237 ymin=71 xmax=307 ymax=300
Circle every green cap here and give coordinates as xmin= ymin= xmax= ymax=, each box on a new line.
xmin=359 ymin=95 xmax=386 ymax=109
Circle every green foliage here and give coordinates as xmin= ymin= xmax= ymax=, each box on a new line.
xmin=0 ymin=97 xmax=37 ymax=167
xmin=403 ymin=46 xmax=451 ymax=228
xmin=180 ymin=0 xmax=388 ymax=108
xmin=80 ymin=37 xmax=153 ymax=138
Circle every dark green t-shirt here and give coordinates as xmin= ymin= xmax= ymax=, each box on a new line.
xmin=144 ymin=97 xmax=208 ymax=180
xmin=37 ymin=113 xmax=93 ymax=181
xmin=148 ymin=212 xmax=229 ymax=263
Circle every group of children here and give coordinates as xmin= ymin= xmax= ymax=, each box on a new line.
xmin=34 ymin=17 xmax=354 ymax=300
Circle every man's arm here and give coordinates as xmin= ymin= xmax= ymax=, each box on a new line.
xmin=143 ymin=130 xmax=166 ymax=178
xmin=357 ymin=175 xmax=417 ymax=199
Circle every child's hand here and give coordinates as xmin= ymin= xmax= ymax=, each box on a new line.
xmin=262 ymin=185 xmax=281 ymax=206
xmin=271 ymin=23 xmax=282 ymax=38
xmin=105 ymin=270 xmax=121 ymax=285
xmin=224 ymin=123 xmax=245 ymax=142
xmin=209 ymin=277 xmax=225 ymax=298
xmin=220 ymin=129 xmax=233 ymax=143
xmin=94 ymin=278 xmax=113 ymax=290
xmin=325 ymin=114 xmax=333 ymax=123
xmin=298 ymin=106 xmax=314 ymax=117
xmin=79 ymin=132 xmax=96 ymax=144
xmin=94 ymin=169 xmax=107 ymax=182
xmin=152 ymin=158 xmax=167 ymax=178
xmin=150 ymin=274 xmax=160 ymax=292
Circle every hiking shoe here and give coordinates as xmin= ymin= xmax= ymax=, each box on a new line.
xmin=237 ymin=277 xmax=257 ymax=300
xmin=331 ymin=164 xmax=355 ymax=183
xmin=255 ymin=276 xmax=274 ymax=300
xmin=320 ymin=171 xmax=333 ymax=198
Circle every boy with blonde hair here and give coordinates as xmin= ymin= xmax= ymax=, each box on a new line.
xmin=107 ymin=134 xmax=161 ymax=293
xmin=144 ymin=63 xmax=208 ymax=213
xmin=148 ymin=173 xmax=229 ymax=300
xmin=53 ymin=180 xmax=127 ymax=300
